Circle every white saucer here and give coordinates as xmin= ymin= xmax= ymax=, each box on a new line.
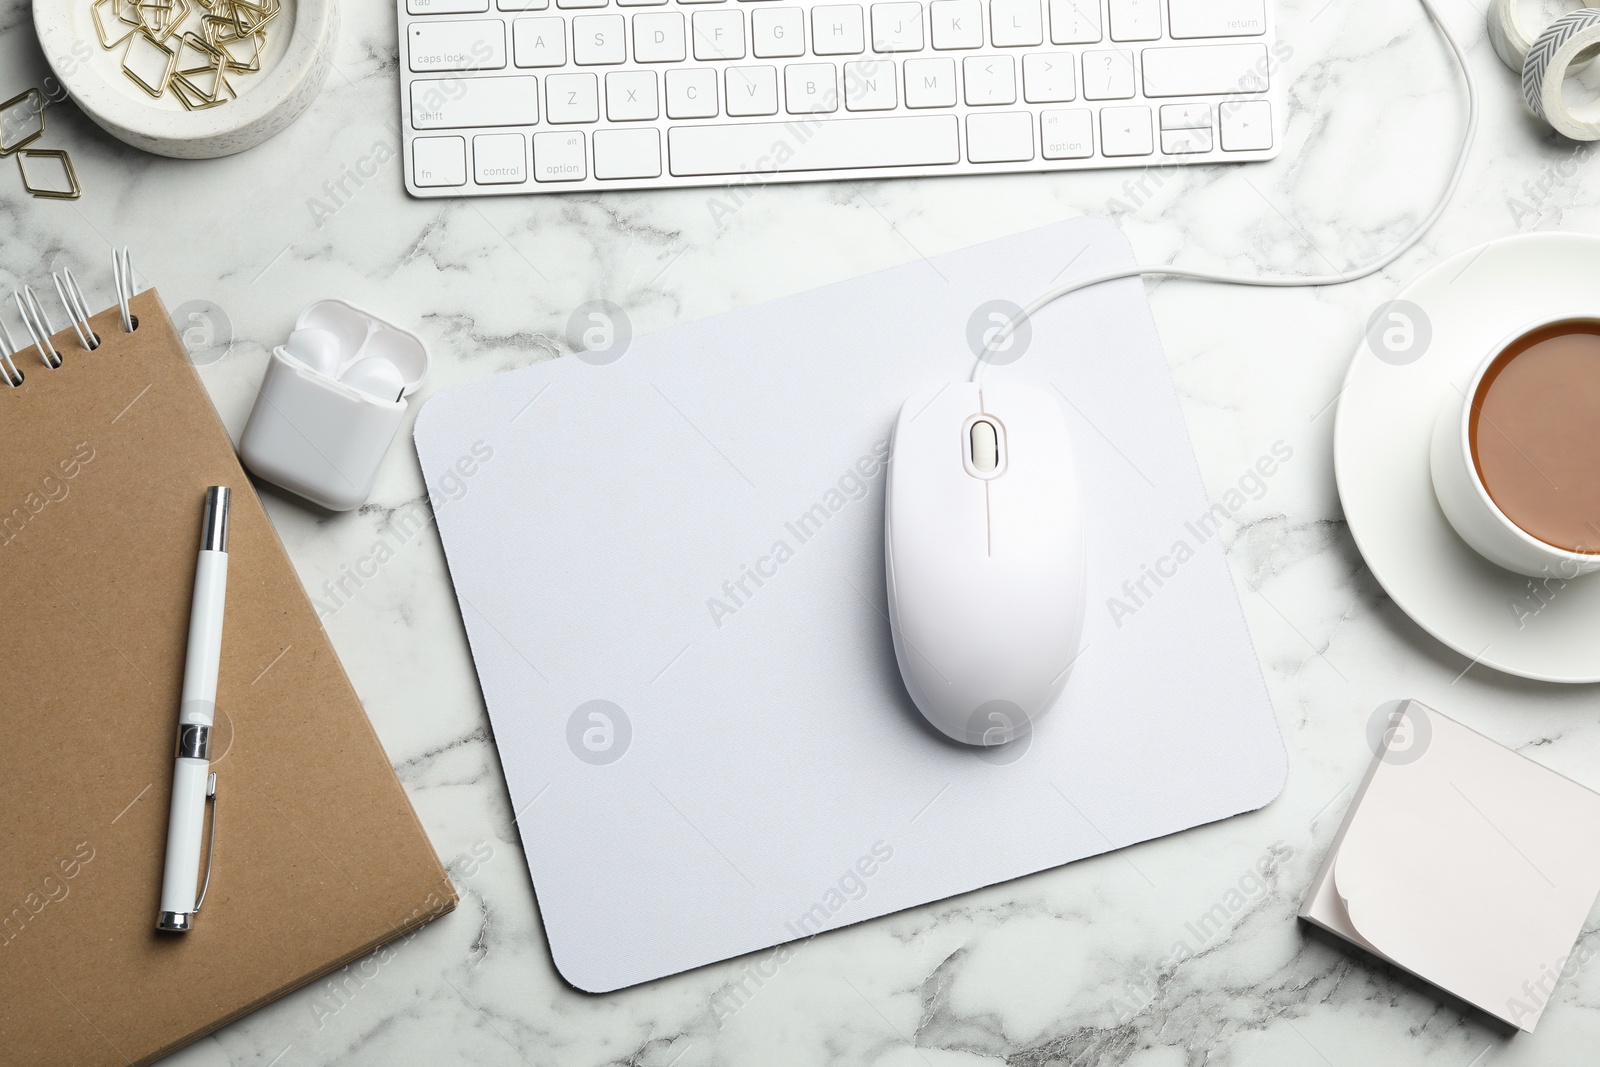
xmin=1335 ymin=232 xmax=1600 ymax=683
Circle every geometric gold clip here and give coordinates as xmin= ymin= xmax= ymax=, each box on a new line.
xmin=123 ymin=30 xmax=179 ymax=98
xmin=92 ymin=0 xmax=141 ymax=48
xmin=18 ymin=149 xmax=82 ymax=201
xmin=0 ymin=89 xmax=46 ymax=157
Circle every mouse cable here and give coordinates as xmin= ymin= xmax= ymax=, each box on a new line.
xmin=973 ymin=0 xmax=1480 ymax=382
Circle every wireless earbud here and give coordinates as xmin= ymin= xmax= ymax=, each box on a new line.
xmin=283 ymin=327 xmax=343 ymax=376
xmin=340 ymin=355 xmax=406 ymax=402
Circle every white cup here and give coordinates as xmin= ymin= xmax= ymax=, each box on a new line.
xmin=1429 ymin=313 xmax=1600 ymax=579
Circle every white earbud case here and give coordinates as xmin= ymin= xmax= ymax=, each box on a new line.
xmin=240 ymin=300 xmax=430 ymax=511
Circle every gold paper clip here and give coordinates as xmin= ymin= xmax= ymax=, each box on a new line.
xmin=175 ymin=30 xmax=223 ymax=76
xmin=136 ymin=0 xmax=192 ymax=44
xmin=91 ymin=0 xmax=141 ymax=48
xmin=122 ymin=30 xmax=179 ymax=97
xmin=219 ymin=31 xmax=262 ymax=73
xmin=172 ymin=70 xmax=233 ymax=110
xmin=0 ymin=89 xmax=46 ymax=157
xmin=17 ymin=149 xmax=82 ymax=201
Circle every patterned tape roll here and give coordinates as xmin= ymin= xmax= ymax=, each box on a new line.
xmin=1523 ymin=7 xmax=1600 ymax=139
xmin=1489 ymin=0 xmax=1587 ymax=70
xmin=1492 ymin=0 xmax=1543 ymax=69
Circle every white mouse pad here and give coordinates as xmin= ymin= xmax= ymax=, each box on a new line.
xmin=414 ymin=218 xmax=1288 ymax=992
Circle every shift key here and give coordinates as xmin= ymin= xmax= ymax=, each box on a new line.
xmin=1141 ymin=43 xmax=1267 ymax=97
xmin=412 ymin=76 xmax=538 ymax=128
xmin=408 ymin=20 xmax=507 ymax=72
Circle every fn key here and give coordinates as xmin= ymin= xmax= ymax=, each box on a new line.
xmin=413 ymin=136 xmax=467 ymax=187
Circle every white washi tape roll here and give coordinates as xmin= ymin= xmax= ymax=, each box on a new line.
xmin=1523 ymin=7 xmax=1600 ymax=139
xmin=1490 ymin=0 xmax=1586 ymax=70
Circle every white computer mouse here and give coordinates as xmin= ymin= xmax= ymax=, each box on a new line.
xmin=884 ymin=380 xmax=1086 ymax=747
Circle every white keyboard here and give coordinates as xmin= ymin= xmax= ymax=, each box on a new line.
xmin=397 ymin=0 xmax=1283 ymax=196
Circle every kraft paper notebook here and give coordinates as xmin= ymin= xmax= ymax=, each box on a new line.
xmin=415 ymin=217 xmax=1289 ymax=993
xmin=0 ymin=281 xmax=455 ymax=1065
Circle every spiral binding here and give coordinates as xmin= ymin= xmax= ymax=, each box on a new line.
xmin=55 ymin=268 xmax=98 ymax=352
xmin=0 ymin=247 xmax=138 ymax=389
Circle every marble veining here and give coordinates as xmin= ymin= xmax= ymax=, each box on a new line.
xmin=4 ymin=0 xmax=1600 ymax=1061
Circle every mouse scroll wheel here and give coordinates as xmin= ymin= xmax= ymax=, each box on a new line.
xmin=970 ymin=420 xmax=999 ymax=473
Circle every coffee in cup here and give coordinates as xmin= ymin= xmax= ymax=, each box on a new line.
xmin=1470 ymin=320 xmax=1600 ymax=553
xmin=1431 ymin=315 xmax=1600 ymax=578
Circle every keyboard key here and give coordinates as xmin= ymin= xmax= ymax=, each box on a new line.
xmin=930 ymin=0 xmax=982 ymax=48
xmin=1220 ymin=99 xmax=1272 ymax=150
xmin=574 ymin=14 xmax=627 ymax=63
xmin=812 ymin=5 xmax=866 ymax=54
xmin=1048 ymin=0 xmax=1099 ymax=43
xmin=545 ymin=72 xmax=601 ymax=121
xmin=408 ymin=20 xmax=507 ymax=72
xmin=667 ymin=114 xmax=958 ymax=174
xmin=533 ymin=130 xmax=587 ymax=178
xmin=474 ymin=132 xmax=527 ymax=182
xmin=726 ymin=64 xmax=780 ymax=114
xmin=413 ymin=136 xmax=467 ymax=185
xmin=990 ymin=0 xmax=1041 ymax=46
xmin=1161 ymin=126 xmax=1211 ymax=153
xmin=1021 ymin=52 xmax=1073 ymax=102
xmin=1108 ymin=0 xmax=1159 ymax=41
xmin=844 ymin=58 xmax=896 ymax=109
xmin=1100 ymin=104 xmax=1152 ymax=155
xmin=594 ymin=127 xmax=663 ymax=177
xmin=966 ymin=110 xmax=1033 ymax=161
xmin=903 ymin=57 xmax=957 ymax=107
xmin=1142 ymin=43 xmax=1269 ymax=96
xmin=1040 ymin=107 xmax=1092 ymax=157
xmin=871 ymin=2 xmax=923 ymax=51
xmin=1080 ymin=48 xmax=1133 ymax=99
xmin=1169 ymin=0 xmax=1264 ymax=38
xmin=411 ymin=0 xmax=488 ymax=13
xmin=619 ymin=0 xmax=669 ymax=5
xmin=962 ymin=55 xmax=1015 ymax=105
xmin=412 ymin=75 xmax=540 ymax=128
xmin=498 ymin=0 xmax=549 ymax=8
xmin=677 ymin=0 xmax=727 ymax=5
xmin=557 ymin=0 xmax=607 ymax=8
xmin=694 ymin=9 xmax=747 ymax=58
xmin=513 ymin=17 xmax=567 ymax=66
xmin=752 ymin=7 xmax=805 ymax=56
xmin=607 ymin=69 xmax=659 ymax=118
xmin=634 ymin=12 xmax=688 ymax=60
xmin=1159 ymin=102 xmax=1211 ymax=129
xmin=785 ymin=62 xmax=839 ymax=112
xmin=666 ymin=66 xmax=720 ymax=116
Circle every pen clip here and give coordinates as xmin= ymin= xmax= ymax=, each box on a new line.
xmin=194 ymin=772 xmax=217 ymax=912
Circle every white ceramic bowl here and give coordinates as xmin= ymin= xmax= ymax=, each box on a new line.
xmin=34 ymin=0 xmax=338 ymax=159
xmin=1428 ymin=312 xmax=1600 ymax=579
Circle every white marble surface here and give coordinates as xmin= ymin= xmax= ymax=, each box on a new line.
xmin=4 ymin=0 xmax=1600 ymax=1062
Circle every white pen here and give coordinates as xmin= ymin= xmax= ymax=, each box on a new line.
xmin=157 ymin=486 xmax=230 ymax=933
